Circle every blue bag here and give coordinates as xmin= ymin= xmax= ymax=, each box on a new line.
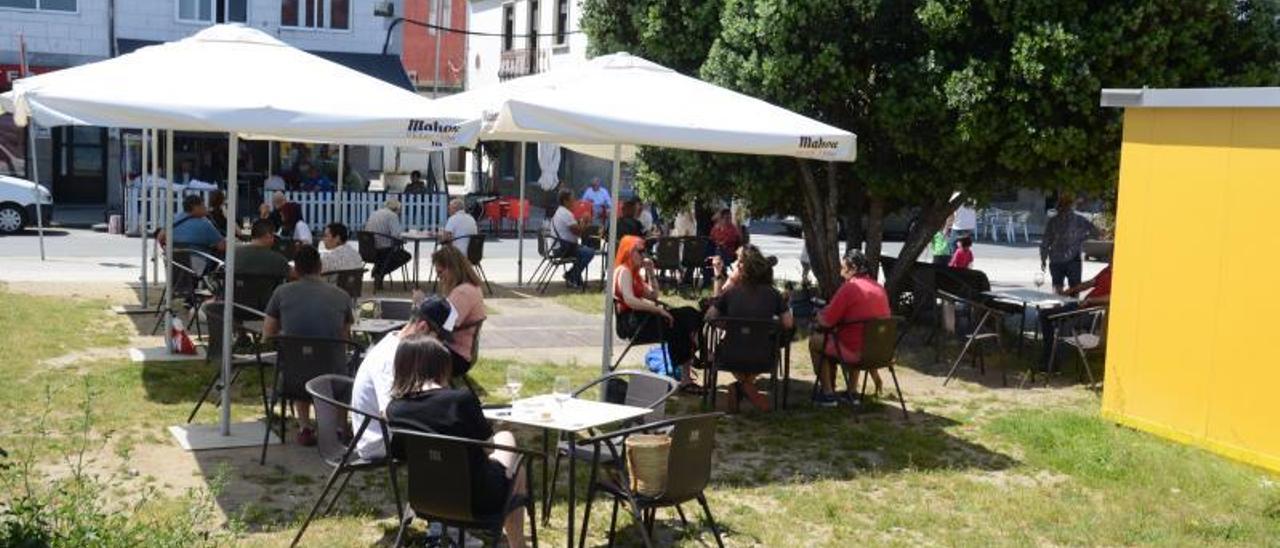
xmin=644 ymin=345 xmax=679 ymax=379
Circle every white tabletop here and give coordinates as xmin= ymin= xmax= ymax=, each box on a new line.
xmin=400 ymin=230 xmax=438 ymax=241
xmin=351 ymin=318 xmax=406 ymax=334
xmin=985 ymin=288 xmax=1076 ymax=307
xmin=484 ymin=394 xmax=651 ymax=433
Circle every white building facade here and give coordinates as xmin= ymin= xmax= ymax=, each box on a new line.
xmin=1 ymin=0 xmax=408 ymax=219
xmin=463 ymin=0 xmax=616 ymax=211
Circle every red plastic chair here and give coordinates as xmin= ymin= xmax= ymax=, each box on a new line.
xmin=484 ymin=200 xmax=504 ymax=233
xmin=572 ymin=200 xmax=593 ymax=221
xmin=505 ymin=199 xmax=530 ymax=223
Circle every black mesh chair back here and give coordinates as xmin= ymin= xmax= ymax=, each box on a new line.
xmin=653 ymin=237 xmax=682 ymax=271
xmin=936 ymin=265 xmax=991 ymax=300
xmin=329 ymin=268 xmax=366 ymax=302
xmin=273 ymin=237 xmax=297 ymax=260
xmin=536 ymin=229 xmax=551 ymax=258
xmin=168 ymin=249 xmax=201 ymax=300
xmin=355 ymin=231 xmax=380 ymax=263
xmin=679 ymin=237 xmax=707 ymax=270
xmin=398 ymin=430 xmax=480 ymax=523
xmin=858 ymin=318 xmax=898 ymax=370
xmin=233 ymin=273 xmax=284 ymax=315
xmin=654 ymin=414 xmax=719 ymax=504
xmin=202 ymin=301 xmax=228 ymax=364
xmin=307 ymin=374 xmax=358 ymax=465
xmin=273 ymin=336 xmax=356 ymax=401
xmin=466 ymin=234 xmax=486 ymax=266
xmin=707 ymin=317 xmax=782 ymax=374
xmin=575 ymin=370 xmax=678 ymax=423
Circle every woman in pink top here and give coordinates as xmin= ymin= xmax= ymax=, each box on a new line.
xmin=431 ymin=245 xmax=487 ymax=377
xmin=949 ymin=235 xmax=974 ymax=269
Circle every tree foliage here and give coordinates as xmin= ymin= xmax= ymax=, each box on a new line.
xmin=581 ymin=0 xmax=1280 ymax=294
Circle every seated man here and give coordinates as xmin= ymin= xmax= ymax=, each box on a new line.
xmin=171 ymin=194 xmax=226 ymax=255
xmin=363 ymin=199 xmax=412 ymax=290
xmin=350 ymin=294 xmax=457 ymax=460
xmin=319 ymin=222 xmax=364 ymax=274
xmin=403 ymin=170 xmax=427 ymax=194
xmin=551 ymin=189 xmax=596 ymax=288
xmin=1039 ymin=263 xmax=1112 ymax=372
xmin=615 ymin=198 xmax=646 ymax=243
xmin=235 ymin=220 xmax=290 ymax=278
xmin=808 ymin=249 xmax=890 ymax=407
xmin=441 ymin=197 xmax=478 ymax=255
xmin=258 ymin=191 xmax=288 ymax=231
xmin=263 ymin=246 xmax=354 ymax=446
xmin=301 ymin=165 xmax=334 ymax=192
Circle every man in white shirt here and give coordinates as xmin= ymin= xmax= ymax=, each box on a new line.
xmin=951 ymin=202 xmax=978 ymax=237
xmin=551 ymin=189 xmax=595 ymax=288
xmin=263 ymin=173 xmax=287 ymax=191
xmin=363 ymin=199 xmax=410 ymax=290
xmin=581 ymin=177 xmax=612 ymax=222
xmin=350 ymin=330 xmax=401 ymax=459
xmin=441 ymin=198 xmax=477 ymax=255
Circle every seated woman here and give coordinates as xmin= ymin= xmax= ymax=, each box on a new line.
xmin=705 ymin=245 xmax=794 ymax=411
xmin=278 ymin=202 xmax=313 ymax=246
xmin=386 ymin=334 xmax=528 ymax=547
xmin=430 ymin=245 xmax=487 ymax=378
xmin=808 ymin=250 xmax=891 ymax=407
xmin=613 ymin=235 xmax=704 ymax=391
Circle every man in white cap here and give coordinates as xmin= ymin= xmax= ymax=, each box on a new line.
xmin=363 ymin=198 xmax=410 ymax=290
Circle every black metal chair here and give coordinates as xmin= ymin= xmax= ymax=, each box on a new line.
xmin=356 ymin=230 xmax=410 ymax=292
xmin=703 ymin=317 xmax=786 ymax=411
xmin=151 ymin=247 xmax=224 ymax=337
xmin=578 ymin=413 xmax=726 ymax=548
xmin=678 ymin=237 xmax=708 ymax=294
xmin=291 ymin=374 xmax=403 ymax=547
xmin=273 ymin=236 xmax=298 ymax=261
xmin=390 ymin=429 xmax=542 ymax=548
xmin=1028 ymin=305 xmax=1108 ymax=389
xmin=186 ymin=301 xmax=272 ymax=424
xmin=817 ymin=317 xmax=910 ymax=419
xmin=610 ymin=301 xmax=667 ymax=372
xmin=466 ymin=234 xmax=496 ymax=296
xmin=262 ymin=336 xmax=365 ymax=465
xmin=231 ymin=273 xmax=284 ymax=322
xmin=545 ymin=371 xmax=679 ymax=522
xmin=326 ymin=268 xmax=367 ymax=303
xmin=651 ymin=237 xmax=683 ymax=291
xmin=938 ymin=290 xmax=1012 ymax=387
xmin=532 ymin=228 xmax=580 ymax=294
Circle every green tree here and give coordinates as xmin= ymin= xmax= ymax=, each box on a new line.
xmin=582 ymin=0 xmax=1280 ymax=296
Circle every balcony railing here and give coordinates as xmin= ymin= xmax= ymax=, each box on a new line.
xmin=499 ymin=48 xmax=550 ymax=81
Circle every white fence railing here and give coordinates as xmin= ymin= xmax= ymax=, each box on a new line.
xmin=125 ymin=187 xmax=449 ymax=236
xmin=125 ymin=184 xmax=212 ymax=235
xmin=267 ymin=190 xmax=448 ymax=232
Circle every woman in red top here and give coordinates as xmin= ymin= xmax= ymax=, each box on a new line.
xmin=613 ymin=235 xmax=704 ymax=390
xmin=808 ymin=250 xmax=891 ymax=407
xmin=709 ymin=208 xmax=743 ymax=269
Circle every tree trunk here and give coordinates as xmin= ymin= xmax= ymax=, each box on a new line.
xmin=864 ymin=195 xmax=885 ymax=278
xmin=884 ymin=193 xmax=966 ymax=296
xmin=843 ymin=181 xmax=866 ymax=252
xmin=797 ymin=160 xmax=841 ymax=298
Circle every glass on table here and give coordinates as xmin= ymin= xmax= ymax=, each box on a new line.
xmin=552 ymin=375 xmax=572 ymax=409
xmin=505 ymin=364 xmax=524 ymax=401
xmin=1033 ymin=271 xmax=1046 ymax=290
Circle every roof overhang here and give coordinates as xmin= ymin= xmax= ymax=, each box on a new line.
xmin=1101 ymin=87 xmax=1280 ymax=108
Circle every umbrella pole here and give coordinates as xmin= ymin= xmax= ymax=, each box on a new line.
xmin=220 ymin=134 xmax=239 ymax=437
xmin=140 ymin=129 xmax=150 ymax=308
xmin=601 ymin=144 xmax=621 ymax=376
xmin=518 ymin=141 xmax=527 ymax=285
xmin=28 ymin=123 xmax=45 ymax=261
xmin=337 ymin=145 xmax=345 ymax=226
xmin=164 ymin=130 xmax=175 ymax=350
xmin=150 ymin=129 xmax=160 ymax=286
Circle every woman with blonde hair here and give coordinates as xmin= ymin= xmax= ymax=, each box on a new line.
xmin=430 ymin=244 xmax=486 ymax=376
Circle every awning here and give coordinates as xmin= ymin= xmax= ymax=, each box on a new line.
xmin=115 ymin=38 xmax=414 ymax=92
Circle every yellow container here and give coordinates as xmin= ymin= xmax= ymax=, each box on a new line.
xmin=1101 ymin=88 xmax=1280 ymax=473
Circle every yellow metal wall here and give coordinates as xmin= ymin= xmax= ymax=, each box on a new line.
xmin=1102 ymin=107 xmax=1280 ymax=473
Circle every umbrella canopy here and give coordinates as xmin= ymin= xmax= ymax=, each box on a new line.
xmin=436 ymin=52 xmax=855 ymax=162
xmin=0 ymin=24 xmax=478 ymax=148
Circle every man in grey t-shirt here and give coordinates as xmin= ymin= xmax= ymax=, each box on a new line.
xmin=264 ymin=245 xmax=353 ymax=446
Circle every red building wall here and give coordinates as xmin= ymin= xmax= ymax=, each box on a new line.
xmin=402 ymin=0 xmax=467 ymax=93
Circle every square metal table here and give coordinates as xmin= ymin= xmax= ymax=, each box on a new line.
xmin=983 ymin=289 xmax=1078 ymax=352
xmin=350 ymin=318 xmax=406 ymax=340
xmin=485 ymin=395 xmax=651 ymax=548
xmin=400 ymin=230 xmax=439 ymax=287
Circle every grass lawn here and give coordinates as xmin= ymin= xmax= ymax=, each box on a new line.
xmin=2 ymin=286 xmax=1279 ymax=546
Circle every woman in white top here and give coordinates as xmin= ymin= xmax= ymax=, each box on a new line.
xmin=279 ymin=202 xmax=313 ymax=245
xmin=319 ymin=223 xmax=364 ymax=273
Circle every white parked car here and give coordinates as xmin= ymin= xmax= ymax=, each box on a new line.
xmin=0 ymin=174 xmax=53 ymax=234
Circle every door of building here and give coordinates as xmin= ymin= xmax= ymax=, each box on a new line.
xmin=52 ymin=126 xmax=108 ymax=204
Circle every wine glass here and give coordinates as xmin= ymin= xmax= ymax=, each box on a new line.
xmin=505 ymin=365 xmax=524 ymax=401
xmin=552 ymin=376 xmax=572 ymax=409
xmin=1033 ymin=271 xmax=1046 ymax=290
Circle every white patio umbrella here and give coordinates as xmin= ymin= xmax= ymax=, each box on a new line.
xmin=0 ymin=24 xmax=480 ymax=444
xmin=438 ymin=52 xmax=856 ymax=373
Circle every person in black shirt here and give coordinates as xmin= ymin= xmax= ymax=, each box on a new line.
xmin=614 ymin=198 xmax=646 ymax=244
xmin=385 ymin=334 xmax=528 ymax=547
xmin=705 ymin=245 xmax=794 ymax=412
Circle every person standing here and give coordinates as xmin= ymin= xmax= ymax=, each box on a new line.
xmin=364 ymin=199 xmax=411 ymax=291
xmin=441 ymin=198 xmax=478 ymax=255
xmin=263 ymin=245 xmax=354 ymax=446
xmin=581 ymin=177 xmax=612 ymax=222
xmin=551 ymin=189 xmax=596 ymax=288
xmin=951 ymin=201 xmax=978 ymax=241
xmin=1040 ymin=195 xmax=1099 ymax=293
